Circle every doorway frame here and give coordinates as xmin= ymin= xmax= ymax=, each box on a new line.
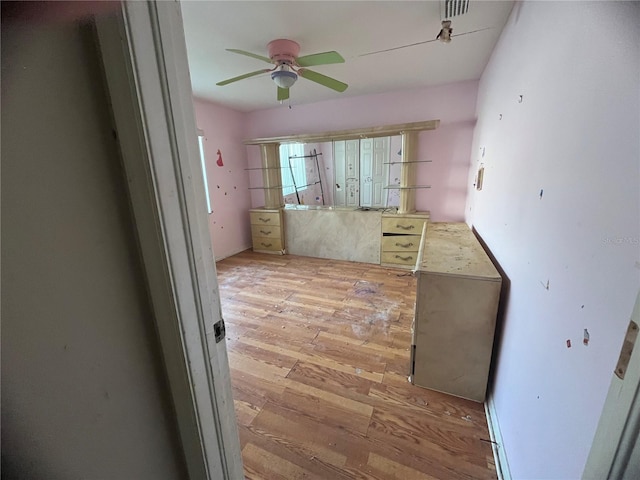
xmin=583 ymin=291 xmax=640 ymax=479
xmin=95 ymin=1 xmax=243 ymax=478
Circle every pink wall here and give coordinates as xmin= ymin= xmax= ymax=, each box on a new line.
xmin=245 ymin=81 xmax=478 ymax=221
xmin=193 ymin=98 xmax=252 ymax=260
xmin=466 ymin=2 xmax=640 ymax=478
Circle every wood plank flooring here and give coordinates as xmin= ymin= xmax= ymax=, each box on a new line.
xmin=216 ymin=250 xmax=496 ymax=480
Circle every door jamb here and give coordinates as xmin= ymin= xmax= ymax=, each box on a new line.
xmin=94 ymin=2 xmax=243 ymax=478
xmin=583 ymin=291 xmax=640 ymax=479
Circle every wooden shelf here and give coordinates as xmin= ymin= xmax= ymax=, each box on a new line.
xmin=243 ymin=119 xmax=440 ymax=145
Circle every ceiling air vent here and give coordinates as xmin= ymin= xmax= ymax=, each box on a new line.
xmin=442 ymin=0 xmax=470 ymax=18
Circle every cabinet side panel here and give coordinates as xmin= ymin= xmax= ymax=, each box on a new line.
xmin=413 ymin=273 xmax=501 ymax=402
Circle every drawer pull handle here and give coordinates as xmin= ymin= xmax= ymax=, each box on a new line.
xmin=260 ymin=242 xmax=272 ymax=248
xmin=260 ymin=230 xmax=272 ymax=235
xmin=395 ymin=242 xmax=414 ymax=248
xmin=395 ymin=255 xmax=413 ymax=261
xmin=258 ymin=217 xmax=271 ymax=223
xmin=396 ymin=224 xmax=414 ymax=230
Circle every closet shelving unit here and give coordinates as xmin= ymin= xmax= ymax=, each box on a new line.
xmin=245 ymin=143 xmax=286 ymax=254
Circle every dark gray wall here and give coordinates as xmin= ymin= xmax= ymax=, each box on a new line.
xmin=1 ymin=20 xmax=187 ymax=479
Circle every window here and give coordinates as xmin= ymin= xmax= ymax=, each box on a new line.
xmin=280 ymin=143 xmax=306 ymax=196
xmin=197 ymin=132 xmax=212 ymax=214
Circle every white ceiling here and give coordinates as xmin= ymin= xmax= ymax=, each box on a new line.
xmin=181 ymin=1 xmax=514 ymax=112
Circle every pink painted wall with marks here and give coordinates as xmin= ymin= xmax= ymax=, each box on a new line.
xmin=193 ymin=98 xmax=252 ymax=260
xmin=465 ymin=2 xmax=640 ymax=478
xmin=244 ymin=80 xmax=478 ymax=221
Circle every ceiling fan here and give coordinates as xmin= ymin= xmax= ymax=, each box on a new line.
xmin=216 ymin=39 xmax=348 ymax=101
xmin=359 ymin=0 xmax=491 ymax=57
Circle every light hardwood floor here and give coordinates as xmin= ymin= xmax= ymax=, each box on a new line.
xmin=216 ymin=250 xmax=496 ymax=480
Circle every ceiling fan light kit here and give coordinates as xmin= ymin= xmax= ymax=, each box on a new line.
xmin=271 ymin=68 xmax=297 ymax=89
xmin=216 ymin=38 xmax=347 ymax=101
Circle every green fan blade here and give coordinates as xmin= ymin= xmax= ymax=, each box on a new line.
xmin=277 ymin=87 xmax=290 ymax=101
xmin=296 ymin=51 xmax=345 ymax=67
xmin=216 ymin=69 xmax=269 ymax=86
xmin=299 ymin=69 xmax=348 ymax=92
xmin=226 ymin=49 xmax=272 ymax=64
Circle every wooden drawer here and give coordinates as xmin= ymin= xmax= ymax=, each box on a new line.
xmin=382 ymin=217 xmax=426 ymax=234
xmin=381 ymin=235 xmax=420 ymax=252
xmin=252 ymin=235 xmax=284 ymax=252
xmin=381 ymin=251 xmax=419 ymax=266
xmin=251 ymin=224 xmax=281 ymax=239
xmin=250 ymin=211 xmax=281 ymax=226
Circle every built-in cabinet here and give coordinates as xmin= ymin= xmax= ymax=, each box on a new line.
xmin=249 ymin=208 xmax=285 ymax=254
xmin=411 ymin=223 xmax=502 ymax=402
xmin=380 ymin=211 xmax=429 ymax=268
xmin=245 ymin=120 xmax=440 ymax=262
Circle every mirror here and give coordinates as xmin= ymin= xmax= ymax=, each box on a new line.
xmin=279 ymin=135 xmax=403 ymax=209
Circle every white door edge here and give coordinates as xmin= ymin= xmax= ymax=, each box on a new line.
xmin=583 ymin=291 xmax=640 ymax=479
xmin=95 ymin=2 xmax=243 ymax=478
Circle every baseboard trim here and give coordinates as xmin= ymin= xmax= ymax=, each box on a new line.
xmin=214 ymin=245 xmax=252 ymax=262
xmin=485 ymin=395 xmax=511 ymax=480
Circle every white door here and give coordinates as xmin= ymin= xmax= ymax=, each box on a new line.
xmin=333 ymin=139 xmax=360 ymax=207
xmin=360 ymin=138 xmax=374 ymax=207
xmin=345 ymin=139 xmax=360 ymax=207
xmin=97 ymin=3 xmax=243 ymax=478
xmin=583 ymin=290 xmax=640 ymax=479
xmin=360 ymin=137 xmax=390 ymax=208
xmin=333 ymin=141 xmax=346 ymax=206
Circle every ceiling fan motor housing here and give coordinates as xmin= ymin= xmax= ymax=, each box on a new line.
xmin=267 ymin=39 xmax=301 ymax=65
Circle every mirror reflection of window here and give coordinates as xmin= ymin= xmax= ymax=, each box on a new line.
xmin=280 ymin=143 xmax=306 ymax=197
xmin=280 ymin=143 xmax=328 ymax=206
xmin=278 ymin=136 xmax=404 ymax=208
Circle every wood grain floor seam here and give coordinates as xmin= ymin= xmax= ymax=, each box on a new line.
xmin=217 ymin=250 xmax=496 ymax=480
